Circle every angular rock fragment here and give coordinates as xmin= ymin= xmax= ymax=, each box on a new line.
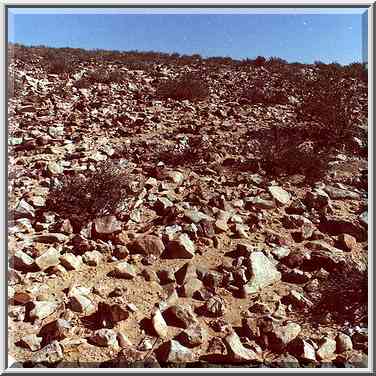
xmin=129 ymin=235 xmax=165 ymax=257
xmin=82 ymin=250 xmax=103 ymax=266
xmin=288 ymin=338 xmax=316 ymax=362
xmin=152 ymin=309 xmax=168 ymax=339
xmin=177 ymin=324 xmax=206 ymax=347
xmin=35 ymin=247 xmax=61 ymax=271
xmin=60 ymin=253 xmax=82 ymax=270
xmin=174 ymin=262 xmax=197 ymax=285
xmin=245 ymin=197 xmax=275 ymax=210
xmin=89 ymin=328 xmax=119 ymax=348
xmin=244 ymin=252 xmax=281 ymax=294
xmin=14 ymin=199 xmax=35 ymax=219
xmin=96 ymin=302 xmax=129 ymax=328
xmin=39 ymin=319 xmax=71 ymax=344
xmin=165 ymin=305 xmax=198 ymax=328
xmin=110 ymin=261 xmax=137 ymax=279
xmin=181 ymin=277 xmax=203 ymax=298
xmin=117 ymin=332 xmax=133 ymax=348
xmin=268 ymin=322 xmax=302 ymax=351
xmin=167 ymin=233 xmax=196 ymax=259
xmin=268 ymin=186 xmax=291 ymax=205
xmin=224 ymin=331 xmax=262 ymax=362
xmin=68 ymin=287 xmax=95 ymax=314
xmin=338 ymin=234 xmax=357 ymax=252
xmin=11 ymin=250 xmax=34 ymax=271
xmin=157 ymin=340 xmax=195 ymax=363
xmin=33 ymin=233 xmax=68 ymax=244
xmin=166 ymin=170 xmax=184 ymax=184
xmin=31 ymin=341 xmax=63 ymax=364
xmin=18 ymin=334 xmax=43 ymax=351
xmin=184 ymin=209 xmax=214 ymax=224
xmin=324 ymin=186 xmax=360 ymax=200
xmin=93 ymin=215 xmax=122 ymax=235
xmin=29 ymin=301 xmax=59 ymax=321
xmin=315 ymin=337 xmax=336 ymax=362
xmin=336 ymin=333 xmax=353 ymax=353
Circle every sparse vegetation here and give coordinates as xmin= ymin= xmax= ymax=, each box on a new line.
xmin=314 ymin=260 xmax=368 ymax=324
xmin=46 ymin=161 xmax=130 ymax=222
xmin=156 ymin=72 xmax=209 ymax=102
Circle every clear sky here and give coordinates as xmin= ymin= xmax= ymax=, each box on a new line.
xmin=8 ymin=8 xmax=368 ymax=64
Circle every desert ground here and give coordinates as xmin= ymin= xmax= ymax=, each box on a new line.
xmin=7 ymin=46 xmax=368 ymax=368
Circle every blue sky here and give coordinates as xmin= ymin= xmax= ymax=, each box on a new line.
xmin=8 ymin=8 xmax=368 ymax=64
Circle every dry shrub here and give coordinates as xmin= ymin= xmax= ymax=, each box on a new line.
xmin=241 ymin=86 xmax=289 ymax=105
xmin=249 ymin=124 xmax=331 ymax=181
xmin=313 ymin=260 xmax=368 ymax=324
xmin=296 ymin=65 xmax=365 ymax=151
xmin=156 ymin=72 xmax=209 ymax=102
xmin=46 ymin=161 xmax=129 ymax=221
xmin=86 ymin=69 xmax=126 ymax=84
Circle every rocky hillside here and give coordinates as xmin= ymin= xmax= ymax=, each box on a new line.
xmin=8 ymin=45 xmax=368 ymax=368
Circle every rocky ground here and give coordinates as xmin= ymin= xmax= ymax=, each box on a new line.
xmin=7 ymin=47 xmax=368 ymax=368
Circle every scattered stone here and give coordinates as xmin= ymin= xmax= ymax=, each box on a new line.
xmin=12 ymin=291 xmax=33 ymax=305
xmin=93 ymin=215 xmax=122 ymax=235
xmin=181 ymin=278 xmax=203 ymax=298
xmin=31 ymin=341 xmax=63 ymax=364
xmin=130 ymin=235 xmax=165 ymax=257
xmin=166 ymin=170 xmax=184 ymax=184
xmin=224 ymin=330 xmax=262 ymax=362
xmin=68 ymin=287 xmax=95 ymax=314
xmin=29 ymin=301 xmax=59 ymax=321
xmin=39 ymin=318 xmax=71 ymax=341
xmin=14 ymin=199 xmax=35 ymax=219
xmin=33 ymin=233 xmax=68 ymax=244
xmin=268 ymin=186 xmax=291 ymax=205
xmin=117 ymin=332 xmax=133 ymax=348
xmin=96 ymin=302 xmax=129 ymax=327
xmin=12 ymin=250 xmax=34 ymax=270
xmin=289 ymin=338 xmax=316 ymax=362
xmin=47 ymin=161 xmax=64 ymax=175
xmin=167 ymin=233 xmax=196 ymax=259
xmin=111 ymin=261 xmax=137 ymax=279
xmin=268 ymin=322 xmax=302 ymax=351
xmin=245 ymin=197 xmax=275 ymax=210
xmin=271 ymin=246 xmax=290 ymax=260
xmin=184 ymin=209 xmax=214 ymax=224
xmin=89 ymin=329 xmax=119 ymax=348
xmin=316 ymin=337 xmax=336 ymax=361
xmin=244 ymin=252 xmax=281 ymax=294
xmin=177 ymin=324 xmax=206 ymax=347
xmin=18 ymin=334 xmax=43 ymax=351
xmin=154 ymin=197 xmax=174 ymax=214
xmin=60 ymin=253 xmax=82 ymax=270
xmin=166 ymin=305 xmax=198 ymax=328
xmin=324 ymin=186 xmax=361 ymax=200
xmin=203 ymin=270 xmax=223 ymax=290
xmin=82 ymin=250 xmax=102 ymax=266
xmin=152 ymin=309 xmax=168 ymax=339
xmin=35 ymin=247 xmax=61 ymax=271
xmin=157 ymin=340 xmax=195 ymax=363
xmin=336 ymin=333 xmax=353 ymax=353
